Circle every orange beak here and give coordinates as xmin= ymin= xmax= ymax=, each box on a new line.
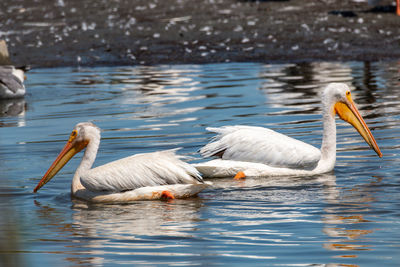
xmin=334 ymin=94 xmax=382 ymax=157
xmin=33 ymin=134 xmax=87 ymax=193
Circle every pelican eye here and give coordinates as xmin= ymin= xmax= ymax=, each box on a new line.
xmin=68 ymin=130 xmax=78 ymax=142
xmin=345 ymin=91 xmax=352 ymax=101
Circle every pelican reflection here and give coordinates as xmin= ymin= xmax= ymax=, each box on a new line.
xmin=34 ymin=198 xmax=205 ymax=265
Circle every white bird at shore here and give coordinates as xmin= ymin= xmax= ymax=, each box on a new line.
xmin=195 ymin=83 xmax=382 ymax=178
xmin=34 ymin=122 xmax=208 ymax=203
xmin=0 ymin=65 xmax=28 ymax=98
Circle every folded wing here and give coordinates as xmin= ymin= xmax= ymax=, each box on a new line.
xmin=200 ymin=126 xmax=321 ymax=169
xmin=0 ymin=66 xmax=24 ymax=94
xmin=80 ymin=149 xmax=203 ymax=192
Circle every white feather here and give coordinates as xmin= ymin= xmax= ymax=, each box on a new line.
xmin=81 ymin=150 xmax=203 ymax=192
xmin=76 ymin=183 xmax=210 ymax=203
xmin=200 ymin=125 xmax=321 ymax=169
xmin=35 ymin=122 xmax=209 ymax=202
xmin=196 ymin=83 xmax=381 ymax=178
xmin=0 ymin=66 xmax=26 ymax=98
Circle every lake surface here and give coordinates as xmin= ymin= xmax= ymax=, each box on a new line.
xmin=1 ymin=62 xmax=399 ymax=266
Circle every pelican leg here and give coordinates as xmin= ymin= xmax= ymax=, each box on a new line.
xmin=161 ymin=190 xmax=175 ymax=200
xmin=234 ymin=171 xmax=246 ymax=180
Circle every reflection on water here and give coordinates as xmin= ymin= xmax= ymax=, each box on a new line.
xmin=0 ymin=61 xmax=400 ymax=266
xmin=0 ymin=99 xmax=26 ymax=127
xmin=322 ymin=176 xmax=380 ymax=261
xmin=0 ymin=196 xmax=25 ymax=267
xmin=33 ymin=199 xmax=205 ymax=266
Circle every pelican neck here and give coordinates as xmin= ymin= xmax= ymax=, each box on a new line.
xmin=317 ymin=101 xmax=337 ymax=172
xmin=71 ymin=138 xmax=100 ymax=194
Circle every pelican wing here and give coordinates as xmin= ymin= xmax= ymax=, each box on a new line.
xmin=0 ymin=66 xmax=24 ymax=93
xmin=80 ymin=149 xmax=203 ymax=193
xmin=200 ymin=126 xmax=321 ymax=169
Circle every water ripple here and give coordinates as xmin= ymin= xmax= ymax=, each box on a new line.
xmin=0 ymin=62 xmax=399 ymax=266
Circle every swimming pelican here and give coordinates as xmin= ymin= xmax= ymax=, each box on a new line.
xmin=195 ymin=83 xmax=382 ymax=178
xmin=33 ymin=122 xmax=208 ymax=203
xmin=0 ymin=65 xmax=28 ymax=98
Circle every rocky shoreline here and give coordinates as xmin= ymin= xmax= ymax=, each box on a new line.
xmin=1 ymin=0 xmax=400 ymax=68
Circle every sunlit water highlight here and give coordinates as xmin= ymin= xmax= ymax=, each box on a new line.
xmin=1 ymin=62 xmax=400 ymax=266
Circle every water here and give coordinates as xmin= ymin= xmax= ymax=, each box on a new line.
xmin=1 ymin=62 xmax=399 ymax=266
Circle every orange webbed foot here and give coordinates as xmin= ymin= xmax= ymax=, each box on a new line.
xmin=161 ymin=190 xmax=175 ymax=200
xmin=234 ymin=171 xmax=246 ymax=180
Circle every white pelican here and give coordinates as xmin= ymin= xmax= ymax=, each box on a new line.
xmin=0 ymin=65 xmax=28 ymax=98
xmin=195 ymin=83 xmax=382 ymax=178
xmin=33 ymin=122 xmax=208 ymax=203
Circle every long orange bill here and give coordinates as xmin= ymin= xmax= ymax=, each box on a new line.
xmin=334 ymin=97 xmax=382 ymax=157
xmin=33 ymin=138 xmax=87 ymax=193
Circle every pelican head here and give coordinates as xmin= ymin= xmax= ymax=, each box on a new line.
xmin=323 ymin=83 xmax=382 ymax=157
xmin=33 ymin=122 xmax=100 ymax=193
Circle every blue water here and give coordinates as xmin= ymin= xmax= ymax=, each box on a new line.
xmin=1 ymin=62 xmax=399 ymax=266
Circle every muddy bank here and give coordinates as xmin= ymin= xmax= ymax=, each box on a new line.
xmin=1 ymin=0 xmax=400 ymax=68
